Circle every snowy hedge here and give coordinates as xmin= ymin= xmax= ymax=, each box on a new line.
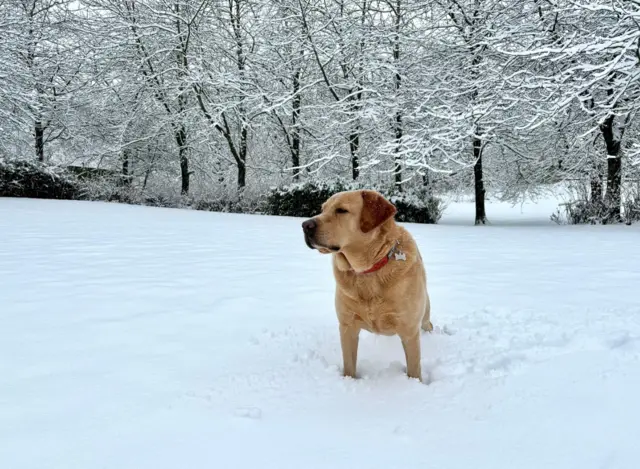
xmin=0 ymin=158 xmax=445 ymax=223
xmin=387 ymin=191 xmax=444 ymax=224
xmin=551 ymin=182 xmax=640 ymax=225
xmin=623 ymin=189 xmax=640 ymax=225
xmin=266 ymin=180 xmax=444 ymax=224
xmin=266 ymin=179 xmax=356 ymax=218
xmin=0 ymin=158 xmax=80 ymax=200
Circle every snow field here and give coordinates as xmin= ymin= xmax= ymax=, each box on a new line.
xmin=1 ymin=197 xmax=640 ymax=469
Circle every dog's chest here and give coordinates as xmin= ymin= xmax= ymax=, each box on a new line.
xmin=340 ymin=282 xmax=399 ymax=335
xmin=353 ymin=306 xmax=398 ymax=335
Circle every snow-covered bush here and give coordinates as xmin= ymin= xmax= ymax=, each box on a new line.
xmin=265 ymin=179 xmax=357 ymax=218
xmin=74 ymin=174 xmax=137 ymax=204
xmin=623 ymin=184 xmax=640 ymax=225
xmin=0 ymin=158 xmax=444 ymax=223
xmin=551 ymin=181 xmax=640 ymax=225
xmin=0 ymin=158 xmax=80 ymax=200
xmin=388 ymin=189 xmax=444 ymax=224
xmin=266 ymin=180 xmax=444 ymax=224
xmin=550 ymin=182 xmax=610 ymax=225
xmin=551 ymin=199 xmax=606 ymax=225
xmin=191 ymin=196 xmax=264 ymax=214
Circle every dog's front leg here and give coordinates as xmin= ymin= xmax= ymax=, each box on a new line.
xmin=339 ymin=324 xmax=360 ymax=378
xmin=400 ymin=329 xmax=422 ymax=381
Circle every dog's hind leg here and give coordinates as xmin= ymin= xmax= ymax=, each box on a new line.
xmin=400 ymin=329 xmax=422 ymax=381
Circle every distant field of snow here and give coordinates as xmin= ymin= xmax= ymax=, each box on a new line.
xmin=1 ymin=197 xmax=640 ymax=469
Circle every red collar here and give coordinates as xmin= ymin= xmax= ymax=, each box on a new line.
xmin=361 ymin=255 xmax=391 ymax=274
xmin=358 ymin=241 xmax=400 ymax=275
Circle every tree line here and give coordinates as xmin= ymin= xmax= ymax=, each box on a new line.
xmin=1 ymin=0 xmax=639 ymax=223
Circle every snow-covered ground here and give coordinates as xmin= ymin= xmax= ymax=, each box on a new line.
xmin=1 ymin=196 xmax=640 ymax=469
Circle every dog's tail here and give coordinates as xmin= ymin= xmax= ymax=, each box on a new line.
xmin=421 ymin=294 xmax=433 ymax=332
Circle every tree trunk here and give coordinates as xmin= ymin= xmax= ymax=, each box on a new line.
xmin=180 ymin=152 xmax=189 ymax=195
xmin=237 ymin=159 xmax=246 ymax=189
xmin=349 ymin=133 xmax=360 ymax=180
xmin=176 ymin=125 xmax=189 ymax=195
xmin=233 ymin=0 xmax=248 ymax=191
xmin=393 ymin=0 xmax=403 ymax=191
xmin=473 ymin=135 xmax=486 ymax=225
xmin=291 ymin=67 xmax=301 ymax=181
xmin=469 ymin=44 xmax=485 ymax=225
xmin=600 ymin=114 xmax=622 ymax=223
xmin=122 ymin=148 xmax=131 ymax=186
xmin=174 ymin=3 xmax=190 ymax=196
xmin=122 ymin=149 xmax=129 ymax=177
xmin=35 ymin=120 xmax=44 ymax=162
xmin=393 ymin=125 xmax=402 ymax=190
xmin=605 ymin=157 xmax=622 ymax=223
xmin=237 ymin=120 xmax=248 ymax=190
xmin=590 ymin=160 xmax=603 ymax=203
xmin=347 ymin=82 xmax=362 ymax=181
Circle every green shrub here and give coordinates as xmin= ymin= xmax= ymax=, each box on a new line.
xmin=388 ymin=189 xmax=444 ymax=224
xmin=266 ymin=179 xmax=444 ymax=224
xmin=0 ymin=158 xmax=80 ymax=200
xmin=265 ymin=179 xmax=356 ymax=218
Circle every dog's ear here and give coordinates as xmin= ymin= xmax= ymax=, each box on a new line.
xmin=360 ymin=190 xmax=397 ymax=233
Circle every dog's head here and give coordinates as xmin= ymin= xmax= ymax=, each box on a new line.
xmin=301 ymin=190 xmax=397 ymax=254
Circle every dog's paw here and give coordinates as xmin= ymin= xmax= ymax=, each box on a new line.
xmin=428 ymin=324 xmax=455 ymax=336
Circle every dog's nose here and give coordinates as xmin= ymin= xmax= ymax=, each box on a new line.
xmin=302 ymin=219 xmax=317 ymax=235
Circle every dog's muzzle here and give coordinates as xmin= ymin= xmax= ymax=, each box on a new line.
xmin=302 ymin=218 xmax=317 ymax=249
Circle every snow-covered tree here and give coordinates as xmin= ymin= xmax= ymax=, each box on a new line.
xmin=0 ymin=0 xmax=87 ymax=162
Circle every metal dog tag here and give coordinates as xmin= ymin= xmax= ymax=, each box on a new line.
xmin=394 ymin=251 xmax=407 ymax=261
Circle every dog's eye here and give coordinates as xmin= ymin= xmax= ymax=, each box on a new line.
xmin=336 ymin=208 xmax=348 ymax=214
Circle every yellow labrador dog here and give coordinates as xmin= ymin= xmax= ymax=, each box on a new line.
xmin=302 ymin=189 xmax=432 ymax=381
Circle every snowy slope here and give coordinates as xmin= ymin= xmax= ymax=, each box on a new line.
xmin=1 ymin=197 xmax=640 ymax=469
